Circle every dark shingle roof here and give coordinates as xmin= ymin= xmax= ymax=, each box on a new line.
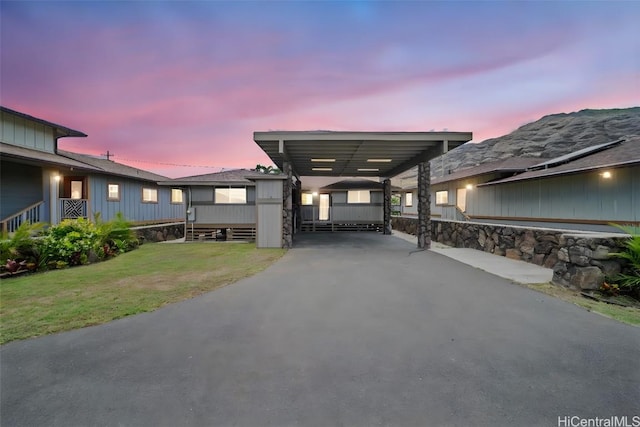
xmin=480 ymin=138 xmax=640 ymax=186
xmin=162 ymin=169 xmax=276 ymax=186
xmin=321 ymin=179 xmax=383 ymax=190
xmin=1 ymin=143 xmax=102 ymax=171
xmin=58 ymin=150 xmax=169 ymax=182
xmin=430 ymin=157 xmax=540 ymax=185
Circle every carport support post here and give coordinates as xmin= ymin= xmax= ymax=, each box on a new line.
xmin=417 ymin=161 xmax=431 ymax=249
xmin=282 ymin=161 xmax=293 ymax=248
xmin=383 ymin=178 xmax=392 ymax=235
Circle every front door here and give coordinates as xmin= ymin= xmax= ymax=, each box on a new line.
xmin=63 ymin=176 xmax=86 ymax=199
xmin=319 ymin=194 xmax=330 ymax=221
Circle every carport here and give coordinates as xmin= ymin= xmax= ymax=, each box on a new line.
xmin=253 ymin=131 xmax=472 ymax=248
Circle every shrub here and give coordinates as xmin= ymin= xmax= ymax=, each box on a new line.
xmin=0 ymin=222 xmax=46 ymax=270
xmin=40 ymin=218 xmax=100 ymax=268
xmin=40 ymin=214 xmax=138 ymax=269
xmin=608 ymin=224 xmax=640 ymax=297
xmin=1 ymin=214 xmax=139 ymax=275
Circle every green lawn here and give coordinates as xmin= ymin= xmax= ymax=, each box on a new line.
xmin=0 ymin=243 xmax=286 ymax=344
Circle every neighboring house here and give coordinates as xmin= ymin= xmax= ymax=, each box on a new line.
xmin=299 ymin=179 xmax=386 ymax=231
xmin=396 ymin=138 xmax=640 ymax=231
xmin=1 ymin=106 xmax=184 ymax=232
xmin=161 ymin=169 xmax=275 ymax=241
xmin=396 ymin=157 xmax=539 ymax=220
xmin=57 ymin=151 xmax=185 ymax=224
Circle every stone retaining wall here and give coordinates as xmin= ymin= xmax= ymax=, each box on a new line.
xmin=132 ymin=222 xmax=185 ymax=243
xmin=391 ymin=217 xmax=629 ymax=290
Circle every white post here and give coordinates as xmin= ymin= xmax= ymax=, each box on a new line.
xmin=50 ymin=173 xmax=60 ymax=225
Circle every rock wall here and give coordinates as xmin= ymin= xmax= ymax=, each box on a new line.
xmin=132 ymin=222 xmax=185 ymax=243
xmin=391 ymin=217 xmax=629 ymax=290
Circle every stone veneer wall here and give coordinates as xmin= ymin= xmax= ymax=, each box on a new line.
xmin=391 ymin=217 xmax=629 ymax=290
xmin=132 ymin=222 xmax=185 ymax=243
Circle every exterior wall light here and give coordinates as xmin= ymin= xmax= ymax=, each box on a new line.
xmin=465 ymin=184 xmax=473 ymax=190
xmin=601 ymin=171 xmax=612 ymax=179
xmin=312 ymin=191 xmax=318 ymax=196
xmin=53 ymin=174 xmax=61 ymax=182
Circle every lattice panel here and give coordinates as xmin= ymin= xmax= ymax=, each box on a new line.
xmin=62 ymin=199 xmax=86 ymax=218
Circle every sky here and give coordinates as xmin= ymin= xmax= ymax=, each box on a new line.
xmin=1 ymin=1 xmax=639 ymax=178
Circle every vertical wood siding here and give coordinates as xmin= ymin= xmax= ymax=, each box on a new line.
xmin=89 ymin=175 xmax=184 ymax=222
xmin=255 ymin=180 xmax=283 ymax=248
xmin=1 ymin=111 xmax=55 ymax=153
xmin=256 ymin=181 xmax=282 ymax=199
xmin=465 ymin=166 xmax=638 ymax=222
xmin=191 ymin=205 xmax=256 ymax=224
xmin=332 ymin=205 xmax=383 ymax=222
xmin=256 ymin=204 xmax=281 ymax=247
xmin=0 ymin=161 xmax=43 ymax=219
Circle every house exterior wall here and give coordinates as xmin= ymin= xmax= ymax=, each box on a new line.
xmin=300 ymin=189 xmax=383 ymax=223
xmin=256 ymin=180 xmax=283 ymax=248
xmin=400 ymin=190 xmax=418 ymax=216
xmin=88 ymin=174 xmax=184 ymax=223
xmin=1 ymin=110 xmax=56 ymax=153
xmin=187 ymin=185 xmax=256 ymax=225
xmin=0 ymin=161 xmax=43 ymax=219
xmin=466 ymin=166 xmax=639 ymax=224
xmin=190 ymin=205 xmax=255 ymax=224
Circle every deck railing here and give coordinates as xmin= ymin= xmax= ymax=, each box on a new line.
xmin=1 ymin=201 xmax=45 ymax=234
xmin=60 ymin=198 xmax=88 ymax=219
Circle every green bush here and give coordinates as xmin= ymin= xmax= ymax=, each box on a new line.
xmin=40 ymin=218 xmax=100 ymax=267
xmin=2 ymin=214 xmax=139 ymax=274
xmin=608 ymin=224 xmax=640 ymax=295
xmin=0 ymin=222 xmax=46 ymax=272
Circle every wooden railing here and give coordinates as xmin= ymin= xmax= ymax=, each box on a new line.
xmin=1 ymin=201 xmax=44 ymax=234
xmin=60 ymin=198 xmax=88 ymax=219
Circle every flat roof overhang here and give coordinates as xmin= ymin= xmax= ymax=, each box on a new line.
xmin=253 ymin=131 xmax=472 ymax=178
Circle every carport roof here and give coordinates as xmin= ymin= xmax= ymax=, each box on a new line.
xmin=253 ymin=131 xmax=472 ymax=178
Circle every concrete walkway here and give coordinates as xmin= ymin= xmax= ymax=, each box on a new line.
xmin=393 ymin=230 xmax=553 ymax=284
xmin=1 ymin=232 xmax=638 ymax=426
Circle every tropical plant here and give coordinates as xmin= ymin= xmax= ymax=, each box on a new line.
xmin=255 ymin=164 xmax=281 ymax=174
xmin=93 ymin=212 xmax=138 ymax=254
xmin=0 ymin=221 xmax=46 ymax=267
xmin=40 ymin=218 xmax=100 ymax=267
xmin=608 ymin=224 xmax=640 ymax=293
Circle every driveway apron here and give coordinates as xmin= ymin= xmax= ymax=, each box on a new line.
xmin=1 ymin=233 xmax=638 ymax=426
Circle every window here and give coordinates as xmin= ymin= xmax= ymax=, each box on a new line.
xmin=405 ymin=192 xmax=413 ymax=207
xmin=71 ymin=181 xmax=83 ymax=199
xmin=435 ymin=191 xmax=448 ymax=205
xmin=301 ymin=193 xmax=314 ymax=205
xmin=171 ymin=188 xmax=183 ymax=204
xmin=215 ymin=187 xmax=246 ymax=204
xmin=347 ymin=190 xmax=370 ymax=204
xmin=107 ymin=183 xmax=120 ymax=201
xmin=142 ymin=187 xmax=158 ymax=203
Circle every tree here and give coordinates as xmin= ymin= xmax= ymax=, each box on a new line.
xmin=255 ymin=164 xmax=281 ymax=174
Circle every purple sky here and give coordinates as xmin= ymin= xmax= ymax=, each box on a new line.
xmin=2 ymin=1 xmax=639 ymax=178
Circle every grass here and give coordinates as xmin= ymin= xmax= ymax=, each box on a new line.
xmin=528 ymin=282 xmax=640 ymax=326
xmin=0 ymin=243 xmax=286 ymax=344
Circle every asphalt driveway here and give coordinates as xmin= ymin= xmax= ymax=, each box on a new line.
xmin=1 ymin=233 xmax=638 ymax=426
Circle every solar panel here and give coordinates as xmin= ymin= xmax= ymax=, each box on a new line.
xmin=528 ymin=140 xmax=623 ymax=170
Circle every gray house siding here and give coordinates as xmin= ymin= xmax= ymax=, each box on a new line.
xmin=0 ymin=161 xmax=43 ymax=219
xmin=0 ymin=110 xmax=56 ymax=153
xmin=89 ymin=175 xmax=184 ymax=223
xmin=256 ymin=180 xmax=283 ymax=248
xmin=187 ymin=185 xmax=257 ymax=225
xmin=468 ymin=166 xmax=639 ymax=223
